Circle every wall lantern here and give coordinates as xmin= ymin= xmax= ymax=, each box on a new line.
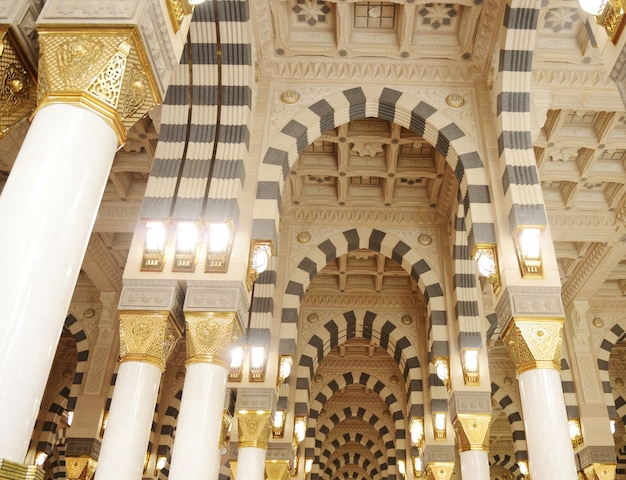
xmin=514 ymin=227 xmax=544 ymax=278
xmin=472 ymin=244 xmax=501 ymax=293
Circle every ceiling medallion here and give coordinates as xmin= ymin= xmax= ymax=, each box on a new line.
xmin=383 ymin=409 xmax=391 ymax=417
xmin=592 ymin=317 xmax=604 ymax=328
xmin=280 ymin=90 xmax=300 ymax=105
xmin=418 ymin=234 xmax=432 ymax=246
xmin=314 ymin=374 xmax=323 ymax=383
xmin=503 ymin=376 xmax=513 ymax=386
xmin=297 ymin=231 xmax=311 ymax=243
xmin=401 ymin=315 xmax=413 ymax=325
xmin=83 ymin=307 xmax=96 ymax=318
xmin=616 ymin=378 xmax=624 ymax=387
xmin=307 ymin=312 xmax=319 ymax=323
xmin=390 ymin=375 xmax=399 ymax=384
xmin=445 ymin=94 xmax=465 ymax=108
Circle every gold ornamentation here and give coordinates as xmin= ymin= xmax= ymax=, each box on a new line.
xmin=36 ymin=27 xmax=160 ymax=145
xmin=455 ymin=414 xmax=490 ymax=452
xmin=166 ymin=0 xmax=193 ymax=33
xmin=230 ymin=460 xmax=237 ymax=479
xmin=237 ymin=410 xmax=272 ymax=449
xmin=0 ymin=459 xmax=44 ymax=480
xmin=220 ymin=410 xmax=233 ymax=450
xmin=445 ymin=94 xmax=465 ymax=108
xmin=583 ymin=463 xmax=616 ymax=480
xmin=502 ymin=317 xmax=563 ymax=375
xmin=280 ymin=90 xmax=300 ymax=104
xmin=184 ymin=312 xmax=242 ymax=367
xmin=426 ymin=462 xmax=454 ymax=480
xmin=65 ymin=457 xmax=96 ymax=480
xmin=118 ymin=312 xmax=182 ymax=371
xmin=0 ymin=30 xmax=37 ymax=139
xmin=265 ymin=460 xmax=291 ymax=480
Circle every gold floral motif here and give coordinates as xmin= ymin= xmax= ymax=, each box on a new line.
xmin=36 ymin=28 xmax=160 ymax=145
xmin=237 ymin=410 xmax=272 ymax=449
xmin=184 ymin=312 xmax=242 ymax=367
xmin=220 ymin=410 xmax=233 ymax=450
xmin=118 ymin=312 xmax=182 ymax=371
xmin=455 ymin=414 xmax=491 ymax=452
xmin=265 ymin=460 xmax=291 ymax=480
xmin=503 ymin=317 xmax=563 ymax=375
xmin=0 ymin=30 xmax=37 ymax=138
xmin=0 ymin=459 xmax=44 ymax=480
xmin=426 ymin=462 xmax=454 ymax=480
xmin=583 ymin=463 xmax=616 ymax=480
xmin=65 ymin=457 xmax=96 ymax=480
xmin=166 ymin=0 xmax=193 ymax=33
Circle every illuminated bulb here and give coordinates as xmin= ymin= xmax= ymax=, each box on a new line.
xmin=176 ymin=221 xmax=198 ymax=252
xmin=414 ymin=457 xmax=422 ymax=473
xmin=434 ymin=413 xmax=447 ymax=432
xmin=251 ymin=244 xmax=271 ymax=275
xmin=410 ymin=417 xmax=424 ymax=445
xmin=294 ymin=417 xmax=307 ymax=443
xmin=519 ymin=228 xmax=541 ymax=261
xmin=463 ymin=350 xmax=479 ymax=374
xmin=207 ymin=223 xmax=230 ymax=254
xmin=474 ymin=248 xmax=496 ymax=277
xmin=435 ymin=358 xmax=449 ymax=382
xmin=398 ymin=460 xmax=406 ymax=476
xmin=273 ymin=410 xmax=285 ymax=429
xmin=230 ymin=346 xmax=244 ymax=370
xmin=34 ymin=452 xmax=47 ymax=467
xmin=279 ymin=356 xmax=293 ymax=381
xmin=145 ymin=221 xmax=167 ymax=251
xmin=568 ymin=419 xmax=581 ymax=439
xmin=156 ymin=456 xmax=167 ymax=470
xmin=611 ymin=419 xmax=616 ymax=434
xmin=66 ymin=410 xmax=74 ymax=427
xmin=518 ymin=461 xmax=529 ymax=476
xmin=250 ymin=346 xmax=266 ymax=370
xmin=304 ymin=458 xmax=313 ymax=474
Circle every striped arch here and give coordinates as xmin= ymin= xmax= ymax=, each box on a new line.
xmin=64 ymin=315 xmax=90 ymax=411
xmin=491 ymin=381 xmax=528 ymax=462
xmin=330 ymin=465 xmax=370 ymax=480
xmin=495 ymin=0 xmax=547 ymax=233
xmin=597 ymin=322 xmax=626 ymax=417
xmin=323 ymin=451 xmax=381 ymax=480
xmin=490 ymin=453 xmax=522 ymax=478
xmin=157 ymin=389 xmax=182 ymax=480
xmin=36 ymin=386 xmax=70 ymax=456
xmin=320 ymin=432 xmax=388 ymax=477
xmin=47 ymin=433 xmax=67 ymax=480
xmin=296 ymin=310 xmax=423 ymax=419
xmin=560 ymin=356 xmax=579 ymax=419
xmin=617 ymin=444 xmax=626 ymax=479
xmin=315 ymin=407 xmax=396 ymax=463
xmin=252 ymin=86 xmax=495 ymax=251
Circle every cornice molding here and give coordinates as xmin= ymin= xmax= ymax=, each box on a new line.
xmin=286 ymin=207 xmax=442 ymax=226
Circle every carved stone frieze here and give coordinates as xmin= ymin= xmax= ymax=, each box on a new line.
xmin=184 ymin=281 xmax=248 ymax=332
xmin=286 ymin=206 xmax=442 ymax=227
xmin=496 ymin=286 xmax=564 ymax=329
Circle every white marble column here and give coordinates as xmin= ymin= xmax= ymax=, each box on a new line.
xmin=459 ymin=451 xmax=490 ymax=480
xmin=0 ymin=104 xmax=117 ymax=462
xmin=518 ymin=368 xmax=578 ymax=480
xmin=95 ymin=307 xmax=181 ymax=480
xmin=236 ymin=447 xmax=267 ymax=480
xmin=503 ymin=317 xmax=578 ymax=480
xmin=169 ymin=312 xmax=240 ymax=480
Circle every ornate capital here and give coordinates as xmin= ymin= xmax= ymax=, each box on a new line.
xmin=426 ymin=462 xmax=455 ymax=480
xmin=0 ymin=459 xmax=43 ymax=480
xmin=220 ymin=410 xmax=233 ymax=450
xmin=265 ymin=460 xmax=291 ymax=480
xmin=184 ymin=312 xmax=242 ymax=367
xmin=65 ymin=457 xmax=96 ymax=480
xmin=502 ymin=317 xmax=563 ymax=375
xmin=583 ymin=464 xmax=616 ymax=480
xmin=36 ymin=27 xmax=160 ymax=145
xmin=118 ymin=312 xmax=181 ymax=371
xmin=237 ymin=410 xmax=272 ymax=449
xmin=454 ymin=414 xmax=491 ymax=452
xmin=0 ymin=29 xmax=37 ymax=138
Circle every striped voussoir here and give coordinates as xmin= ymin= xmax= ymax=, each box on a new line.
xmin=560 ymin=356 xmax=579 ymax=419
xmin=36 ymin=387 xmax=70 ymax=456
xmin=103 ymin=368 xmax=119 ymax=426
xmin=453 ymin=204 xmax=485 ymax=350
xmin=142 ymin=0 xmax=252 ymax=225
xmin=323 ymin=451 xmax=381 ymax=480
xmin=617 ymin=445 xmax=626 ymax=478
xmin=48 ymin=432 xmax=67 ymax=480
xmin=489 ymin=453 xmax=521 ymax=477
xmin=315 ymin=406 xmax=396 ymax=469
xmin=598 ymin=322 xmax=626 ymax=418
xmin=496 ymin=0 xmax=547 ymax=232
xmin=157 ymin=389 xmax=182 ymax=480
xmin=319 ymin=431 xmax=388 ymax=479
xmin=64 ymin=314 xmax=90 ymax=411
xmin=252 ymin=86 xmax=495 ymax=250
xmin=491 ymin=381 xmax=528 ymax=462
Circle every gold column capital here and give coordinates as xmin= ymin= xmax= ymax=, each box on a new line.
xmin=454 ymin=414 xmax=491 ymax=452
xmin=265 ymin=460 xmax=291 ymax=480
xmin=426 ymin=462 xmax=455 ymax=480
xmin=230 ymin=460 xmax=237 ymax=479
xmin=184 ymin=311 xmax=242 ymax=368
xmin=502 ymin=317 xmax=563 ymax=375
xmin=118 ymin=311 xmax=182 ymax=371
xmin=237 ymin=410 xmax=272 ymax=449
xmin=583 ymin=463 xmax=616 ymax=480
xmin=65 ymin=457 xmax=96 ymax=480
xmin=36 ymin=26 xmax=161 ymax=146
xmin=0 ymin=459 xmax=44 ymax=480
xmin=0 ymin=29 xmax=37 ymax=139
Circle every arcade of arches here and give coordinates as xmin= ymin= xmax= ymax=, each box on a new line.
xmin=0 ymin=1 xmax=626 ymax=480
